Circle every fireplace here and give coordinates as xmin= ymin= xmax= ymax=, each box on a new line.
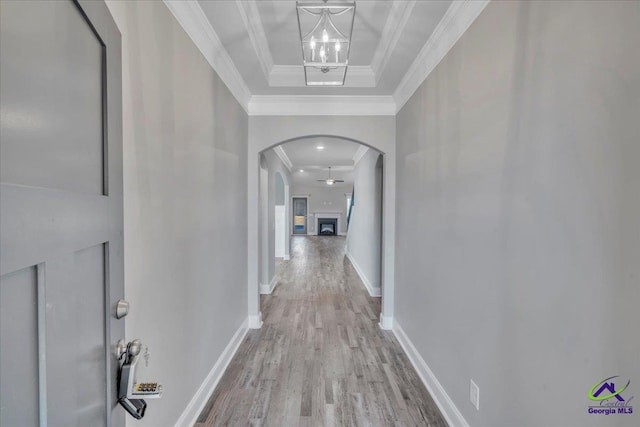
xmin=317 ymin=218 xmax=337 ymax=236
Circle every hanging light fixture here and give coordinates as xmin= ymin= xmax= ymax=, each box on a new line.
xmin=296 ymin=0 xmax=356 ymax=86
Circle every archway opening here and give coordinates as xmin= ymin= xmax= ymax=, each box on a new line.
xmin=257 ymin=136 xmax=384 ymax=322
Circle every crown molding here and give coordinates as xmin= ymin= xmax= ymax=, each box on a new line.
xmin=273 ymin=146 xmax=293 ymax=172
xmin=163 ymin=0 xmax=251 ymax=112
xmin=393 ymin=0 xmax=490 ymax=112
xmin=248 ymin=95 xmax=396 ymax=116
xmin=235 ymin=0 xmax=273 ymax=82
xmin=269 ymin=65 xmax=376 ymax=88
xmin=352 ymin=145 xmax=369 ymax=166
xmin=370 ymin=0 xmax=416 ymax=83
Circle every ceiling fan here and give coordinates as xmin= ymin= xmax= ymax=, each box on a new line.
xmin=317 ymin=167 xmax=344 ymax=185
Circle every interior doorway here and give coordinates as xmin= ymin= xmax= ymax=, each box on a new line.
xmin=292 ymin=197 xmax=308 ymax=235
xmin=248 ymin=122 xmax=396 ymax=331
xmin=257 ymin=137 xmax=385 ymax=328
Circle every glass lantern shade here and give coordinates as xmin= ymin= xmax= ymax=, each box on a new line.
xmin=296 ymin=1 xmax=355 ymax=86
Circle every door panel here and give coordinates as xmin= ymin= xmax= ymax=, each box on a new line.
xmin=46 ymin=245 xmax=107 ymax=426
xmin=0 ymin=267 xmax=39 ymax=427
xmin=0 ymin=0 xmax=123 ymax=425
xmin=0 ymin=185 xmax=109 ymax=276
xmin=0 ymin=0 xmax=105 ymax=195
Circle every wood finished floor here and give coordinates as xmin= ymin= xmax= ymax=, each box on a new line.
xmin=196 ymin=236 xmax=447 ymax=427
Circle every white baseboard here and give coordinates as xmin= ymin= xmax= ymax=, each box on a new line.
xmin=248 ymin=312 xmax=263 ymax=329
xmin=393 ymin=320 xmax=469 ymax=427
xmin=345 ymin=251 xmax=381 ymax=297
xmin=379 ymin=314 xmax=394 ymax=330
xmin=174 ymin=318 xmax=249 ymax=427
xmin=260 ymin=276 xmax=278 ymax=294
xmin=283 ymin=254 xmax=290 ymax=260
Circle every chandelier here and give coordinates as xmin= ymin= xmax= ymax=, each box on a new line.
xmin=296 ymin=1 xmax=356 ymax=86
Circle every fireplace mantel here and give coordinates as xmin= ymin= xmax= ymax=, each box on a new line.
xmin=313 ymin=212 xmax=342 ymax=218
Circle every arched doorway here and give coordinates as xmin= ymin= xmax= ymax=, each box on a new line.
xmin=247 ymin=115 xmax=396 ymax=330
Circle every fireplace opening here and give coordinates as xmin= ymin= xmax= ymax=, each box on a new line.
xmin=317 ymin=218 xmax=337 ymax=236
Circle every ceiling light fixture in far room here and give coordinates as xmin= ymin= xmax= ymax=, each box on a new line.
xmin=299 ymin=169 xmax=304 ymax=172
xmin=316 ymin=145 xmax=325 ymax=150
xmin=317 ymin=167 xmax=345 ymax=186
xmin=296 ymin=0 xmax=355 ymax=86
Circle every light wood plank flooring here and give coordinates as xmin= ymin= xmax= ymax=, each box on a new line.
xmin=196 ymin=236 xmax=447 ymax=426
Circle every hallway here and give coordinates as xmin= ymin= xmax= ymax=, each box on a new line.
xmin=196 ymin=236 xmax=446 ymax=426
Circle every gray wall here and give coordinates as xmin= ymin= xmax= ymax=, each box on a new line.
xmin=275 ymin=173 xmax=285 ymax=206
xmin=106 ymin=1 xmax=248 ymax=425
xmin=395 ymin=1 xmax=640 ymax=426
xmin=259 ymin=155 xmax=269 ymax=290
xmin=346 ymin=149 xmax=383 ymax=294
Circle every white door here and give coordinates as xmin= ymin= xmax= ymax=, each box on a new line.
xmin=0 ymin=1 xmax=124 ymax=426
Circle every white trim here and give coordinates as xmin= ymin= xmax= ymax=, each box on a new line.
xmin=248 ymin=312 xmax=263 ymax=329
xmin=283 ymin=254 xmax=290 ymax=261
xmin=248 ymin=95 xmax=396 ymax=116
xmin=174 ymin=318 xmax=249 ymax=427
xmin=269 ymin=65 xmax=376 ymax=88
xmin=370 ymin=1 xmax=416 ymax=82
xmin=260 ymin=275 xmax=278 ymax=295
xmin=393 ymin=0 xmax=490 ymax=112
xmin=379 ymin=314 xmax=394 ymax=330
xmin=352 ymin=145 xmax=369 ymax=166
xmin=37 ymin=264 xmax=48 ymax=425
xmin=273 ymin=146 xmax=293 ymax=172
xmin=345 ymin=251 xmax=381 ymax=297
xmin=235 ymin=0 xmax=273 ymax=81
xmin=163 ymin=0 xmax=251 ymax=112
xmin=393 ymin=320 xmax=470 ymax=427
xmin=267 ymin=65 xmax=304 ymax=87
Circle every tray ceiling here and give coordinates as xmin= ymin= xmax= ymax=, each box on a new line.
xmin=164 ymin=0 xmax=490 ymax=114
xmin=197 ymin=0 xmax=452 ymax=95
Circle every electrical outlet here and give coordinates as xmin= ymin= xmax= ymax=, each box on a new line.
xmin=470 ymin=379 xmax=480 ymax=411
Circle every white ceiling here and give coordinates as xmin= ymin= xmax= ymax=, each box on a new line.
xmin=273 ymin=136 xmax=375 ymax=188
xmin=283 ymin=137 xmax=361 ymax=166
xmin=197 ymin=0 xmax=452 ymax=95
